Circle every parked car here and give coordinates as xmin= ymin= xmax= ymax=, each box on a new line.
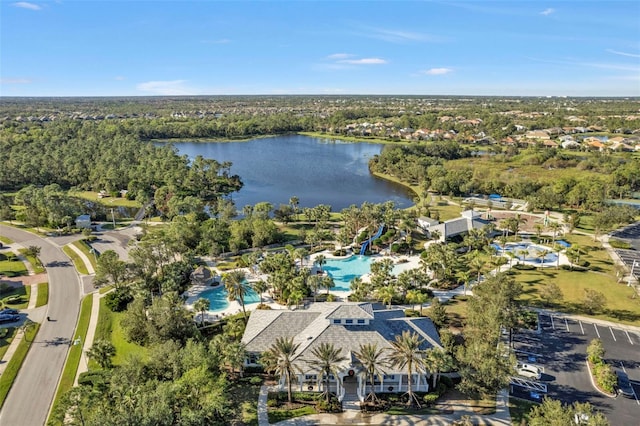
xmin=0 ymin=314 xmax=20 ymax=323
xmin=0 ymin=308 xmax=18 ymax=315
xmin=516 ymin=362 xmax=542 ymax=380
xmin=616 ymin=369 xmax=635 ymax=398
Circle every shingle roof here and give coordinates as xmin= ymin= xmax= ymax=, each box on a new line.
xmin=326 ymin=303 xmax=374 ymax=319
xmin=242 ymin=303 xmax=442 ymax=375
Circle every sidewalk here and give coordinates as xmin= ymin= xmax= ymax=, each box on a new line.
xmin=67 ymin=242 xmax=95 ymax=275
xmin=74 ymin=291 xmax=101 ymax=384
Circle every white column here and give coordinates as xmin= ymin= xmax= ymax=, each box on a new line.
xmin=398 ymin=374 xmax=403 ymax=392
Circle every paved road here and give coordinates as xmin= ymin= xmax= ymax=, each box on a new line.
xmin=512 ymin=312 xmax=640 ymax=425
xmin=0 ymin=225 xmax=81 ymax=426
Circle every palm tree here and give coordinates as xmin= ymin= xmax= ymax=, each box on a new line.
xmin=86 ymin=339 xmax=116 ymax=369
xmin=469 ymin=256 xmax=486 ymax=284
xmin=377 ymin=284 xmax=396 ymax=309
xmin=517 ymin=249 xmax=529 ymax=264
xmin=387 ymin=330 xmax=427 ymax=408
xmin=306 ymin=343 xmax=347 ymax=403
xmin=537 ymin=249 xmax=550 ymax=269
xmin=224 ymin=269 xmax=250 ymax=322
xmin=224 ymin=341 xmax=247 ymax=377
xmin=355 ymin=343 xmax=388 ymax=403
xmin=289 ymin=196 xmax=300 ymax=220
xmin=314 ymin=254 xmax=326 ymax=273
xmin=548 ymin=221 xmax=562 ymax=245
xmin=294 ymin=247 xmax=309 ymax=269
xmin=263 ymin=337 xmax=301 ymax=405
xmin=322 ymin=275 xmax=335 ymax=295
xmin=307 ymin=275 xmax=322 ymax=302
xmin=252 ymin=280 xmax=268 ymax=305
xmin=456 ymin=270 xmax=472 ymax=294
xmin=193 ymin=297 xmax=210 ymax=327
xmin=425 ymin=348 xmax=454 ymax=388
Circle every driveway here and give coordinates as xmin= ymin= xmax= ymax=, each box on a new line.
xmin=0 ymin=225 xmax=81 ymax=426
xmin=511 ymin=312 xmax=640 ymax=425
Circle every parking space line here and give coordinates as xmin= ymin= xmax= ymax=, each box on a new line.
xmin=626 ymin=330 xmax=634 ymax=345
xmin=609 ymin=327 xmax=617 ymax=341
xmin=579 ymin=321 xmax=585 ymax=335
xmin=550 ymin=315 xmax=555 ymax=330
xmin=564 ymin=318 xmax=569 ymax=332
xmin=621 ymin=361 xmax=626 ymax=372
xmin=594 ymin=324 xmax=600 ymax=338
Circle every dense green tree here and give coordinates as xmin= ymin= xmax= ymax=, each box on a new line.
xmin=86 ymin=340 xmax=116 ymax=369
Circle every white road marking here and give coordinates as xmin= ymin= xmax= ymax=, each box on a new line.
xmin=620 ymin=361 xmax=626 ymax=372
xmin=594 ymin=324 xmax=600 ymax=338
xmin=626 ymin=330 xmax=634 ymax=345
xmin=550 ymin=315 xmax=555 ymax=330
xmin=579 ymin=321 xmax=585 ymax=335
xmin=610 ymin=327 xmax=617 ymax=342
xmin=565 ymin=318 xmax=569 ymax=332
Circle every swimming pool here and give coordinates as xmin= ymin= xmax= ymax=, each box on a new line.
xmin=323 ymin=256 xmax=374 ymax=291
xmin=491 ymin=242 xmax=558 ymax=264
xmin=200 ymin=285 xmax=261 ymax=312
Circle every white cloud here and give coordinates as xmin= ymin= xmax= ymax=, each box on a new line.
xmin=327 ymin=53 xmax=353 ymax=60
xmin=13 ymin=2 xmax=41 ymax=10
xmin=540 ymin=8 xmax=555 ymax=16
xmin=607 ymin=49 xmax=640 ymax=59
xmin=355 ymin=25 xmax=438 ymax=43
xmin=136 ymin=80 xmax=194 ymax=95
xmin=423 ymin=68 xmax=453 ymax=75
xmin=338 ymin=58 xmax=387 ymax=65
xmin=114 ymin=76 xmax=126 ymax=81
xmin=1 ymin=78 xmax=32 ymax=84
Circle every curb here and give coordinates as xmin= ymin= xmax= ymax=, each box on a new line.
xmin=585 ymin=360 xmax=616 ymax=399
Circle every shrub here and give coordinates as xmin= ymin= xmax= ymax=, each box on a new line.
xmin=244 ymin=366 xmax=264 ymax=375
xmin=608 ymin=239 xmax=631 ymax=249
xmin=404 ymin=309 xmax=421 ymax=317
xmin=104 ymin=288 xmax=133 ymax=312
xmin=326 ymin=294 xmax=337 ymax=302
xmin=0 ymin=253 xmax=7 ymax=261
xmin=5 ymin=296 xmax=23 ymax=304
xmin=266 ymin=398 xmax=279 ymax=407
xmin=77 ymin=370 xmax=109 ymax=388
xmin=513 ymin=264 xmax=536 ymax=270
xmin=249 ymin=376 xmax=263 ymax=385
xmin=316 ymin=398 xmax=341 ymax=413
xmin=423 ymin=393 xmax=439 ymax=406
xmin=332 ymin=249 xmax=347 ymax=256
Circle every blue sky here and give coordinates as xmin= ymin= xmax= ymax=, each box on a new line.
xmin=1 ymin=1 xmax=639 ymax=97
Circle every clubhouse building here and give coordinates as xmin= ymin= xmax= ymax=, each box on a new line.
xmin=241 ymin=302 xmax=442 ymax=402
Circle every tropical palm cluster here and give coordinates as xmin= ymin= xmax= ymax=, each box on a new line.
xmin=261 ymin=331 xmax=453 ymax=409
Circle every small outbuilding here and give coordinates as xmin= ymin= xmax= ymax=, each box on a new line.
xmin=75 ymin=214 xmax=91 ymax=229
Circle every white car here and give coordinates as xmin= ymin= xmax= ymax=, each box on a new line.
xmin=516 ymin=362 xmax=542 ymax=380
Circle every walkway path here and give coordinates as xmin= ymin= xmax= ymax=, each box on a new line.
xmin=67 ymin=241 xmax=95 ymax=275
xmin=257 ymin=385 xmax=512 ymax=425
xmin=74 ymin=291 xmax=101 ymax=385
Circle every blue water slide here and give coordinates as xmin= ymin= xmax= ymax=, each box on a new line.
xmin=359 ymin=225 xmax=385 ymax=255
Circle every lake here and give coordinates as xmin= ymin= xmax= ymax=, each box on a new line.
xmin=168 ymin=135 xmax=414 ymax=211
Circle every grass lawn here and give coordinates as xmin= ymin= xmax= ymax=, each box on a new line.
xmin=0 ymin=236 xmax=13 ymax=245
xmin=386 ymin=406 xmax=441 ymax=415
xmin=0 ymin=327 xmax=18 ymax=359
xmin=18 ymin=248 xmax=45 ymax=274
xmin=62 ymin=245 xmax=89 ymax=275
xmin=443 ymin=295 xmax=470 ymax=330
xmin=35 ymin=282 xmax=49 ymax=307
xmin=95 ymin=298 xmax=148 ymax=366
xmin=513 ymin=268 xmax=640 ymax=325
xmin=0 ymin=259 xmax=27 ymax=277
xmin=49 ymin=295 xmax=92 ymax=418
xmin=428 ymin=198 xmax=463 ymax=222
xmin=0 ymin=323 xmax=40 ymax=409
xmin=227 ymin=378 xmax=262 ymax=426
xmin=509 ymin=397 xmax=537 ymax=425
xmin=1 ymin=285 xmax=30 ymax=309
xmin=72 ymin=240 xmax=97 ymax=271
xmin=69 ymin=190 xmax=141 ymax=209
xmin=267 ymin=405 xmax=316 ymax=423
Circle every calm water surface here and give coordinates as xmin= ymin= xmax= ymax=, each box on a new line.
xmin=169 ymin=135 xmax=414 ymax=210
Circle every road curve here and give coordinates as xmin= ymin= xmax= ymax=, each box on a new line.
xmin=0 ymin=225 xmax=81 ymax=426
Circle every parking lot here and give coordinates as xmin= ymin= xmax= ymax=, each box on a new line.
xmin=510 ymin=313 xmax=640 ymax=425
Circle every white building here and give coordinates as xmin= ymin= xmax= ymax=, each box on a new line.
xmin=241 ymin=302 xmax=442 ymax=401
